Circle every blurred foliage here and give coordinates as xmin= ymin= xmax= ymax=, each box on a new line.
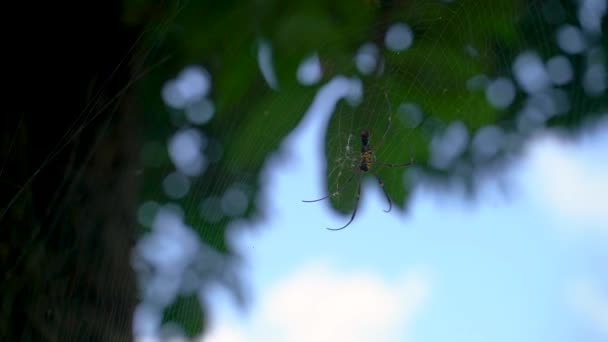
xmin=121 ymin=0 xmax=607 ymax=338
xmin=162 ymin=294 xmax=203 ymax=338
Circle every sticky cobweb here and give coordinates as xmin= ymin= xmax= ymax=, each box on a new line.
xmin=130 ymin=0 xmax=608 ymax=339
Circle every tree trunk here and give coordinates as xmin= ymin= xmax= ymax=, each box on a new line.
xmin=2 ymin=2 xmax=142 ymax=341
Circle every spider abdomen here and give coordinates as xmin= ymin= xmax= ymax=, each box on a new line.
xmin=360 ymin=150 xmax=373 ymax=172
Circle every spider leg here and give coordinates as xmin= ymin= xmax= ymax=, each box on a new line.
xmin=373 ymin=172 xmax=392 ymax=213
xmin=327 ymin=173 xmax=362 ymax=231
xmin=302 ymin=171 xmax=357 ymax=203
xmin=376 ymin=157 xmax=414 ymax=169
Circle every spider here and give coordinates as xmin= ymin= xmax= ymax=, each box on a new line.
xmin=303 ymin=96 xmax=414 ymax=231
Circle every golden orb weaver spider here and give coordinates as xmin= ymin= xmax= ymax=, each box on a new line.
xmin=303 ymin=94 xmax=414 ymax=231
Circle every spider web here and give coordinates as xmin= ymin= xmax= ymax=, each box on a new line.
xmin=142 ymin=0 xmax=604 ymax=338
xmin=304 ymin=0 xmax=605 ymax=215
xmin=317 ymin=0 xmax=517 ymax=213
xmin=2 ymin=0 xmax=606 ymax=340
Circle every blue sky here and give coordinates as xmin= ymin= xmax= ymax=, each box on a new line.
xmin=198 ymin=80 xmax=608 ymax=342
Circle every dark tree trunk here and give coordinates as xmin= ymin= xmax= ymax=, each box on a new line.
xmin=2 ymin=2 xmax=142 ymax=341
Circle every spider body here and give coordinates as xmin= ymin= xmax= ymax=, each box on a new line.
xmin=359 ymin=130 xmax=373 ymax=172
xmin=303 ymin=96 xmax=414 ymax=231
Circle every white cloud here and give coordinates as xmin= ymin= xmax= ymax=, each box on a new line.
xmin=202 ymin=263 xmax=431 ymax=342
xmin=525 ymin=125 xmax=608 ymax=234
xmin=201 ymin=322 xmax=247 ymax=342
